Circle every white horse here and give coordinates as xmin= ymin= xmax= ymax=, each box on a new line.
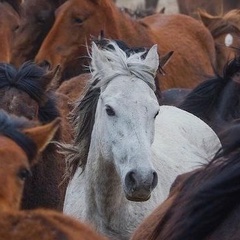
xmin=63 ymin=39 xmax=221 ymax=240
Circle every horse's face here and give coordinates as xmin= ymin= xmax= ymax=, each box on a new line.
xmin=0 ymin=136 xmax=31 ymax=211
xmin=0 ymin=2 xmax=20 ymax=62
xmin=0 ymin=88 xmax=39 ymax=120
xmin=35 ymin=0 xmax=110 ymax=72
xmin=199 ymin=9 xmax=240 ymax=75
xmin=11 ymin=0 xmax=66 ymax=67
xmin=97 ymin=77 xmax=159 ymax=201
xmin=0 ymin=115 xmax=60 ymax=212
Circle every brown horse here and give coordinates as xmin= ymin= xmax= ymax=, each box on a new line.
xmin=11 ymin=0 xmax=154 ymax=67
xmin=199 ymin=9 xmax=240 ymax=75
xmin=11 ymin=0 xmax=66 ymax=67
xmin=0 ymin=0 xmax=20 ymax=63
xmin=0 ymin=111 xmax=106 ymax=240
xmin=35 ymin=0 xmax=216 ymax=90
xmin=0 ymin=62 xmax=71 ymax=210
xmin=131 ymin=125 xmax=240 ymax=240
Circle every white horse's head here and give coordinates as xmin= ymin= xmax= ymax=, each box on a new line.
xmin=89 ymin=40 xmax=160 ymax=201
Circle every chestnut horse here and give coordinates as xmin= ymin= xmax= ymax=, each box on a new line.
xmin=131 ymin=125 xmax=240 ymax=240
xmin=199 ymin=9 xmax=240 ymax=75
xmin=0 ymin=0 xmax=20 ymax=62
xmin=0 ymin=62 xmax=71 ymax=210
xmin=0 ymin=111 xmax=106 ymax=240
xmin=35 ymin=0 xmax=216 ymax=89
xmin=11 ymin=0 xmax=67 ymax=67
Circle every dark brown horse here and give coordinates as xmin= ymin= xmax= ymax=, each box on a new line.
xmin=0 ymin=0 xmax=20 ymax=62
xmin=11 ymin=0 xmax=67 ymax=67
xmin=0 ymin=111 xmax=106 ymax=240
xmin=178 ymin=55 xmax=240 ymax=143
xmin=35 ymin=0 xmax=216 ymax=90
xmin=131 ymin=125 xmax=240 ymax=240
xmin=0 ymin=62 xmax=71 ymax=210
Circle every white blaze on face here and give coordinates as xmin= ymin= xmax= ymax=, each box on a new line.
xmin=225 ymin=34 xmax=234 ymax=47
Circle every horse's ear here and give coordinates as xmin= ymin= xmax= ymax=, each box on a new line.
xmin=159 ymin=51 xmax=174 ymax=69
xmin=144 ymin=44 xmax=159 ymax=74
xmin=198 ymin=9 xmax=221 ymax=27
xmin=91 ymin=42 xmax=108 ymax=76
xmin=159 ymin=7 xmax=165 ymax=14
xmin=23 ymin=118 xmax=60 ymax=155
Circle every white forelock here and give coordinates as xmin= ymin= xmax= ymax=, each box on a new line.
xmin=90 ymin=40 xmax=157 ymax=91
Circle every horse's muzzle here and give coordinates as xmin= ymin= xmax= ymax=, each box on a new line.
xmin=124 ymin=169 xmax=158 ymax=201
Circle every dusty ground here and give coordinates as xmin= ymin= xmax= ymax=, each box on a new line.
xmin=115 ymin=0 xmax=179 ymax=14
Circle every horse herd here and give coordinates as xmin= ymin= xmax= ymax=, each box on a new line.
xmin=1 ymin=0 xmax=240 ymax=239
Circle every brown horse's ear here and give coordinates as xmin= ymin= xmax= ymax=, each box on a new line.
xmin=159 ymin=7 xmax=165 ymax=14
xmin=159 ymin=51 xmax=174 ymax=68
xmin=198 ymin=9 xmax=222 ymax=27
xmin=23 ymin=118 xmax=60 ymax=154
xmin=41 ymin=65 xmax=62 ymax=91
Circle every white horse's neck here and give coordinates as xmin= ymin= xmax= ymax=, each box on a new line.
xmin=83 ymin=126 xmax=134 ymax=239
xmin=86 ymin=133 xmax=123 ymax=211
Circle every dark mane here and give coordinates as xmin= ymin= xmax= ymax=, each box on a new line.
xmin=0 ymin=110 xmax=37 ymax=161
xmin=151 ymin=131 xmax=240 ymax=240
xmin=63 ymin=79 xmax=100 ymax=178
xmin=1 ymin=0 xmax=21 ymax=15
xmin=179 ymin=57 xmax=240 ymax=124
xmin=0 ymin=62 xmax=60 ymax=123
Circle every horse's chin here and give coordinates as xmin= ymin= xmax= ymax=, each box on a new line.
xmin=125 ymin=194 xmax=151 ymax=202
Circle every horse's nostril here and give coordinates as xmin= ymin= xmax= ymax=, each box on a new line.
xmin=152 ymin=171 xmax=158 ymax=189
xmin=125 ymin=171 xmax=137 ymax=190
xmin=38 ymin=60 xmax=51 ymax=70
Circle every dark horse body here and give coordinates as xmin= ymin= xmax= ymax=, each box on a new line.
xmin=0 ymin=62 xmax=70 ymax=210
xmin=178 ymin=56 xmax=240 ymax=142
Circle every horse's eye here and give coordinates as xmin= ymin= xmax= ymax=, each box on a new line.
xmin=74 ymin=17 xmax=83 ymax=24
xmin=13 ymin=25 xmax=19 ymax=32
xmin=106 ymin=105 xmax=115 ymax=116
xmin=18 ymin=168 xmax=32 ymax=181
xmin=154 ymin=111 xmax=159 ymax=119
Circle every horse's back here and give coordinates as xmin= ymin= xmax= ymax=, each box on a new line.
xmin=141 ymin=14 xmax=216 ymax=89
xmin=152 ymin=105 xmax=221 ymax=199
xmin=154 ymin=105 xmax=221 ymax=158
